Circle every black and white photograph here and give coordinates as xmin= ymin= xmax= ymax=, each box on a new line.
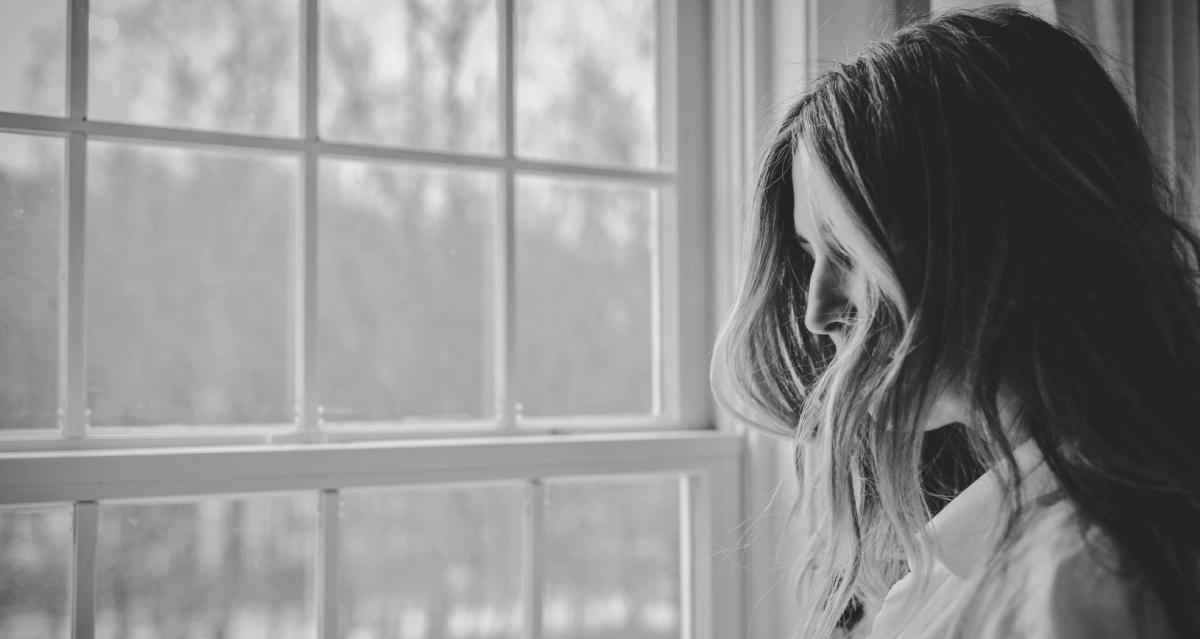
xmin=0 ymin=1 xmax=1197 ymax=638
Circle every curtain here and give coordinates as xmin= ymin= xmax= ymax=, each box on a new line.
xmin=1056 ymin=1 xmax=1200 ymax=220
xmin=931 ymin=1 xmax=1200 ymax=219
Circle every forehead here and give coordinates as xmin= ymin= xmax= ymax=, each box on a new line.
xmin=790 ymin=142 xmax=843 ymax=241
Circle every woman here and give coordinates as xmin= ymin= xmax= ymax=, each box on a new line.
xmin=713 ymin=7 xmax=1200 ymax=638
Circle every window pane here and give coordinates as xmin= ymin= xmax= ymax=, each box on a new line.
xmin=320 ymin=0 xmax=499 ymax=153
xmin=516 ymin=176 xmax=656 ymax=418
xmin=0 ymin=133 xmax=62 ymax=430
xmin=96 ymin=494 xmax=316 ymax=639
xmin=0 ymin=506 xmax=71 ymax=639
xmin=319 ymin=160 xmax=496 ymax=423
xmin=544 ymin=476 xmax=681 ymax=639
xmin=338 ymin=484 xmax=523 ymax=639
xmin=87 ymin=142 xmax=296 ymax=427
xmin=517 ymin=0 xmax=657 ymax=167
xmin=0 ymin=0 xmax=66 ymax=116
xmin=89 ymin=0 xmax=300 ymax=136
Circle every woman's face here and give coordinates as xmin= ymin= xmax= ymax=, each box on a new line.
xmin=790 ymin=145 xmax=865 ymax=351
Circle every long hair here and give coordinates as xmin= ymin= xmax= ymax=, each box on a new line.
xmin=712 ymin=7 xmax=1200 ymax=638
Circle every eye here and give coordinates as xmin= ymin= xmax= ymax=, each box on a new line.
xmin=827 ymin=243 xmax=853 ymax=266
xmin=796 ymin=238 xmax=814 ymax=257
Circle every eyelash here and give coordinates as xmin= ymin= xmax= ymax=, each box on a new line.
xmin=799 ymin=239 xmax=851 ymax=266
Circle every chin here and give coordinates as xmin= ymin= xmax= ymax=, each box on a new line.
xmin=829 ymin=332 xmax=846 ymax=351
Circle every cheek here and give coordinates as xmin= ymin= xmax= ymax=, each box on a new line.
xmin=844 ymin=267 xmax=869 ymax=312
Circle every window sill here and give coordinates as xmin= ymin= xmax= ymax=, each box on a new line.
xmin=0 ymin=429 xmax=741 ymax=505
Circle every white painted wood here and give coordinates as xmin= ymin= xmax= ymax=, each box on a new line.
xmin=655 ymin=0 xmax=681 ymax=423
xmin=63 ymin=131 xmax=86 ymax=438
xmin=496 ymin=0 xmax=517 ymax=428
xmin=298 ymin=151 xmax=319 ymax=440
xmin=709 ymin=2 xmax=795 ymax=638
xmin=63 ymin=0 xmax=90 ymax=435
xmin=296 ymin=0 xmax=320 ymax=441
xmin=0 ymin=417 xmax=710 ymax=452
xmin=673 ymin=0 xmax=716 ymax=430
xmin=682 ymin=457 xmax=746 ymax=639
xmin=654 ymin=185 xmax=672 ymax=418
xmin=0 ymin=113 xmax=673 ymax=184
xmin=317 ymin=489 xmax=339 ymax=639
xmin=522 ymin=479 xmax=544 ymax=639
xmin=709 ymin=0 xmax=751 ymax=349
xmin=0 ymin=432 xmax=740 ymax=505
xmin=679 ymin=474 xmax=696 ymax=639
xmin=71 ymin=501 xmax=97 ymax=639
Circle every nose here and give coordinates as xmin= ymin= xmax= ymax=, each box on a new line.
xmin=804 ymin=256 xmax=852 ymax=337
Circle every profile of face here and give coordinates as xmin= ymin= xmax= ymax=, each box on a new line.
xmin=791 ymin=142 xmax=972 ymax=432
xmin=790 ymin=143 xmax=865 ymax=352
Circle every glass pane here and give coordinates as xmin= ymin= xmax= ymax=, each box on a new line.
xmin=544 ymin=476 xmax=681 ymax=639
xmin=516 ymin=0 xmax=657 ymax=167
xmin=338 ymin=484 xmax=523 ymax=639
xmin=320 ymin=0 xmax=499 ymax=153
xmin=0 ymin=0 xmax=67 ymax=116
xmin=0 ymin=506 xmax=72 ymax=639
xmin=0 ymin=133 xmax=62 ymax=430
xmin=96 ymin=494 xmax=316 ymax=639
xmin=87 ymin=142 xmax=296 ymax=427
xmin=319 ymin=160 xmax=496 ymax=423
xmin=89 ymin=0 xmax=301 ymax=136
xmin=516 ymin=176 xmax=656 ymax=418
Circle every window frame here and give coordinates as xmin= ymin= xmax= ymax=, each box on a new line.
xmin=0 ymin=431 xmax=743 ymax=639
xmin=0 ymin=0 xmax=754 ymax=638
xmin=0 ymin=0 xmax=711 ymax=446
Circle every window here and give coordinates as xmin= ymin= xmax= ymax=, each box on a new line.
xmin=0 ymin=1 xmax=741 ymax=638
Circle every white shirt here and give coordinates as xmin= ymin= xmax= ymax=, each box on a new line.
xmin=865 ymin=440 xmax=1175 ymax=639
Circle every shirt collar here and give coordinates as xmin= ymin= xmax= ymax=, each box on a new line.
xmin=918 ymin=438 xmax=1059 ymax=579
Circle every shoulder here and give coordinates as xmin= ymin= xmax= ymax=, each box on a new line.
xmin=967 ymin=499 xmax=1175 ymax=639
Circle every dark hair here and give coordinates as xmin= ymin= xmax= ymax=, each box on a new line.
xmin=713 ymin=7 xmax=1200 ymax=637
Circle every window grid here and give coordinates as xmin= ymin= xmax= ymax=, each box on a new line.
xmin=71 ymin=500 xmax=98 ymax=639
xmin=0 ymin=0 xmax=681 ymax=445
xmin=0 ymin=0 xmax=737 ymax=636
xmin=0 ymin=433 xmax=736 ymax=639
